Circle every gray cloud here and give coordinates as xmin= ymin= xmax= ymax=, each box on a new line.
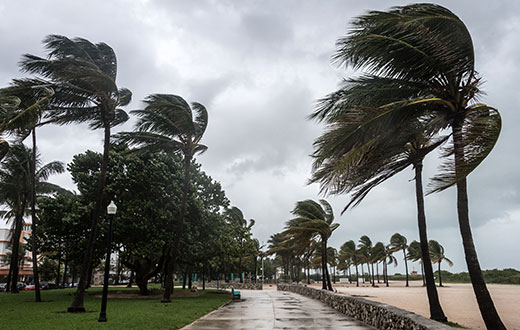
xmin=0 ymin=0 xmax=518 ymax=273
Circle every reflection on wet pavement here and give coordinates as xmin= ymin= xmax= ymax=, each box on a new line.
xmin=182 ymin=289 xmax=374 ymax=329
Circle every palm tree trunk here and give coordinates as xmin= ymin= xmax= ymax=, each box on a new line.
xmin=371 ymin=263 xmax=375 ymax=287
xmin=30 ymin=128 xmax=42 ymax=302
xmin=10 ymin=196 xmax=27 ymax=294
xmin=321 ymin=240 xmax=327 ymax=290
xmin=438 ymin=261 xmax=442 ymax=287
xmin=68 ymin=122 xmax=111 ymax=312
xmin=355 ymin=263 xmax=359 ymax=287
xmin=414 ymin=161 xmax=447 ymax=321
xmin=376 ymin=262 xmax=380 ymax=283
xmin=403 ymin=249 xmax=409 ymax=287
xmin=452 ymin=120 xmax=506 ymax=329
xmin=162 ymin=153 xmax=192 ymax=302
xmin=384 ymin=260 xmax=389 ymax=287
xmin=421 ymin=263 xmax=425 ymax=287
xmin=360 ymin=263 xmax=364 ymax=284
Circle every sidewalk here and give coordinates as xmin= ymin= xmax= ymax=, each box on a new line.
xmin=182 ymin=289 xmax=374 ymax=329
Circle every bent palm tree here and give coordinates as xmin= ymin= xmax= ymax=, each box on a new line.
xmin=310 ymin=4 xmax=501 ymax=326
xmin=285 ymin=199 xmax=339 ymax=291
xmin=429 ymin=240 xmax=453 ymax=287
xmin=114 ymin=94 xmax=207 ymax=302
xmin=1 ymin=79 xmax=56 ymax=302
xmin=0 ymin=144 xmax=65 ymax=293
xmin=407 ymin=240 xmax=425 ymax=286
xmin=20 ymin=35 xmax=131 ymax=312
xmin=389 ymin=233 xmax=409 ymax=287
xmin=338 ymin=240 xmax=359 ymax=286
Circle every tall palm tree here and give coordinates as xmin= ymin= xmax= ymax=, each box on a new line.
xmin=20 ymin=35 xmax=131 ymax=312
xmin=408 ymin=240 xmax=425 ymax=286
xmin=225 ymin=207 xmax=254 ymax=283
xmin=114 ymin=94 xmax=207 ymax=302
xmin=0 ymin=144 xmax=64 ymax=293
xmin=313 ymin=5 xmax=503 ymax=328
xmin=338 ymin=240 xmax=359 ymax=286
xmin=429 ymin=240 xmax=453 ymax=287
xmin=371 ymin=242 xmax=386 ymax=284
xmin=357 ymin=235 xmax=374 ymax=286
xmin=389 ymin=233 xmax=409 ymax=287
xmin=1 ymin=79 xmax=55 ymax=302
xmin=285 ymin=199 xmax=339 ymax=291
xmin=383 ymin=244 xmax=397 ymax=287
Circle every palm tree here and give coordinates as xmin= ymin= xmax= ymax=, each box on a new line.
xmin=313 ymin=4 xmax=503 ymax=328
xmin=1 ymin=79 xmax=56 ymax=302
xmin=371 ymin=242 xmax=386 ymax=284
xmin=0 ymin=144 xmax=64 ymax=293
xmin=408 ymin=240 xmax=425 ymax=286
xmin=285 ymin=199 xmax=339 ymax=291
xmin=20 ymin=35 xmax=131 ymax=312
xmin=389 ymin=233 xmax=409 ymax=287
xmin=114 ymin=94 xmax=207 ymax=302
xmin=383 ymin=244 xmax=397 ymax=287
xmin=429 ymin=240 xmax=453 ymax=287
xmin=225 ymin=207 xmax=254 ymax=283
xmin=357 ymin=235 xmax=374 ymax=286
xmin=327 ymin=247 xmax=338 ymax=283
xmin=338 ymin=240 xmax=359 ymax=286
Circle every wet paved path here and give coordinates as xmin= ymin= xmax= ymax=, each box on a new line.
xmin=183 ymin=289 xmax=374 ymax=329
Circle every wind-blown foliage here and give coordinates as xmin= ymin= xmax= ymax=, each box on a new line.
xmin=310 ymin=4 xmax=503 ymax=327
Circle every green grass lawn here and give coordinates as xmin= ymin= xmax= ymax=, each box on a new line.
xmin=0 ymin=286 xmax=230 ymax=329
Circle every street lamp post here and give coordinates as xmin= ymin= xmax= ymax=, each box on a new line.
xmin=98 ymin=201 xmax=117 ymax=322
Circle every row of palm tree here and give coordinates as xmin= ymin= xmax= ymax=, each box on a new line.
xmin=308 ymin=4 xmax=504 ymax=328
xmin=337 ymin=235 xmax=451 ymax=288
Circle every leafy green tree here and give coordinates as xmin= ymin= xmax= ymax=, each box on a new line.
xmin=285 ymin=200 xmax=339 ymax=291
xmin=429 ymin=240 xmax=453 ymax=287
xmin=311 ymin=4 xmax=503 ymax=327
xmin=114 ymin=94 xmax=207 ymax=302
xmin=20 ymin=35 xmax=132 ymax=312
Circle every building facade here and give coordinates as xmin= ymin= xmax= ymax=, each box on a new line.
xmin=0 ymin=223 xmax=33 ymax=282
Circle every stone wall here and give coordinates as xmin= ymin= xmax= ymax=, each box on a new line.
xmin=278 ymin=284 xmax=452 ymax=330
xmin=197 ymin=281 xmax=263 ymax=290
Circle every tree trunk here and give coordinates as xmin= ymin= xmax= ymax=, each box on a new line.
xmin=162 ymin=153 xmax=192 ymax=302
xmin=421 ymin=263 xmax=425 ymax=287
xmin=384 ymin=260 xmax=389 ymax=287
xmin=452 ymin=120 xmax=506 ymax=329
xmin=321 ymin=240 xmax=327 ymax=290
xmin=56 ymin=250 xmax=61 ymax=286
xmin=360 ymin=264 xmax=364 ymax=284
xmin=414 ymin=161 xmax=447 ymax=321
xmin=127 ymin=270 xmax=134 ymax=288
xmin=403 ymin=249 xmax=409 ymax=287
xmin=62 ymin=259 xmax=68 ymax=287
xmin=371 ymin=262 xmax=375 ymax=287
xmin=68 ymin=123 xmax=111 ymax=312
xmin=10 ymin=196 xmax=27 ymax=294
xmin=355 ymin=263 xmax=359 ymax=287
xmin=202 ymin=263 xmax=206 ymax=290
xmin=136 ymin=278 xmax=149 ymax=295
xmin=30 ymin=128 xmax=42 ymax=301
xmin=376 ymin=262 xmax=380 ymax=283
xmin=438 ymin=261 xmax=443 ymax=287
xmin=239 ymin=257 xmax=243 ymax=283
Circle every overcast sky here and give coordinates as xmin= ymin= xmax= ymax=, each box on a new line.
xmin=1 ymin=0 xmax=519 ymax=274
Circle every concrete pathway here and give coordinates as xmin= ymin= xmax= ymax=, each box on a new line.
xmin=182 ymin=289 xmax=374 ymax=329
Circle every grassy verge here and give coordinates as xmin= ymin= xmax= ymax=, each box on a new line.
xmin=0 ymin=286 xmax=230 ymax=329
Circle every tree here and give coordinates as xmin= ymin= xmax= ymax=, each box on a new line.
xmin=383 ymin=244 xmax=397 ymax=287
xmin=408 ymin=240 xmax=425 ymax=286
xmin=1 ymin=79 xmax=56 ymax=302
xmin=389 ymin=233 xmax=409 ymax=287
xmin=338 ymin=240 xmax=359 ymax=286
xmin=0 ymin=144 xmax=64 ymax=293
xmin=429 ymin=240 xmax=453 ymax=287
xmin=285 ymin=199 xmax=339 ymax=291
xmin=114 ymin=94 xmax=207 ymax=302
xmin=20 ymin=35 xmax=132 ymax=312
xmin=318 ymin=5 xmax=504 ymax=328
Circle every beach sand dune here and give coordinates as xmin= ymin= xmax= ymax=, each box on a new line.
xmin=309 ymin=281 xmax=518 ymax=329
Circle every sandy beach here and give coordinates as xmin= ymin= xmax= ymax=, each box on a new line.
xmin=309 ymin=281 xmax=519 ymax=329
